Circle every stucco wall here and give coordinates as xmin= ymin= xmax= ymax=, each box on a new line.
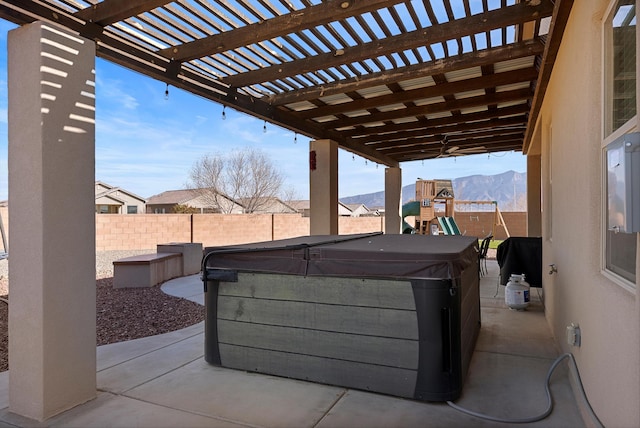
xmin=535 ymin=1 xmax=639 ymax=426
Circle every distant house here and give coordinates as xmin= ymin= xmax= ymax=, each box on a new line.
xmin=289 ymin=200 xmax=351 ymax=216
xmin=338 ymin=202 xmax=353 ymax=216
xmin=237 ymin=197 xmax=298 ymax=214
xmin=289 ymin=200 xmax=374 ymax=217
xmin=343 ymin=203 xmax=377 ymax=217
xmin=95 ymin=181 xmax=146 ymax=214
xmin=146 ymin=188 xmax=244 ymax=214
xmin=288 ymin=200 xmax=310 ymax=217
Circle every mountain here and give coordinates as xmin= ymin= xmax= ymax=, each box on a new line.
xmin=340 ymin=170 xmax=527 ymax=211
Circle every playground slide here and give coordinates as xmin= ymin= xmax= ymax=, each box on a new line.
xmin=401 ymin=201 xmax=420 ymax=234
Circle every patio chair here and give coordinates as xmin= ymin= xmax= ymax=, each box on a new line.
xmin=478 ymin=234 xmax=493 ymax=277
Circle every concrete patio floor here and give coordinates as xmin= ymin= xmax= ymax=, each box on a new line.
xmin=0 ymin=259 xmax=586 ymax=427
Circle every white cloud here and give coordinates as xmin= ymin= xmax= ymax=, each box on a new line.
xmin=95 ymin=75 xmax=139 ymax=110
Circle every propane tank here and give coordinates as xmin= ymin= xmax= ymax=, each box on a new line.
xmin=505 ymin=273 xmax=530 ymax=310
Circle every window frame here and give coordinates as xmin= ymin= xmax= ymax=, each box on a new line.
xmin=601 ymin=0 xmax=638 ymax=291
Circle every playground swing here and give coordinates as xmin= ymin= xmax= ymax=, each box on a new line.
xmin=454 ymin=200 xmax=510 ymax=239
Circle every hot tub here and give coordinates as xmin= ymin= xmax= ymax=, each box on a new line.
xmin=202 ymin=232 xmax=480 ymax=401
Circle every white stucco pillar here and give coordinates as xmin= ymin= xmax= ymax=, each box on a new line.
xmin=309 ymin=140 xmax=338 ymax=235
xmin=384 ymin=167 xmax=402 ymax=234
xmin=8 ymin=22 xmax=96 ymax=421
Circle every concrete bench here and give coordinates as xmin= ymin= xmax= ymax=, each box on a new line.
xmin=156 ymin=242 xmax=203 ymax=276
xmin=113 ymin=252 xmax=182 ymax=288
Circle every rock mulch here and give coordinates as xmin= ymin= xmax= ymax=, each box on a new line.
xmin=0 ymin=250 xmax=205 ymax=373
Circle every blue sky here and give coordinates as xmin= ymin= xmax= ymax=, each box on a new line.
xmin=0 ymin=19 xmax=526 ymax=201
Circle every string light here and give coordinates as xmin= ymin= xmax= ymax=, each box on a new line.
xmin=222 ymin=105 xmax=226 ymax=120
xmin=263 ymin=120 xmax=267 ymax=133
xmin=164 ymin=83 xmax=169 ymax=100
xmin=352 ymin=154 xmax=355 ymax=161
xmin=294 ymin=132 xmax=297 ymax=144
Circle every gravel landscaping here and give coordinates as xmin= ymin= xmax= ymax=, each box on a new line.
xmin=0 ymin=250 xmax=205 ymax=372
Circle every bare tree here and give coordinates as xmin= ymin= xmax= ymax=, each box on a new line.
xmin=188 ymin=148 xmax=287 ymax=214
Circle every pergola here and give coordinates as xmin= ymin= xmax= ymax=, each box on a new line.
xmin=0 ymin=0 xmax=571 ymax=164
xmin=0 ymin=0 xmax=573 ymax=422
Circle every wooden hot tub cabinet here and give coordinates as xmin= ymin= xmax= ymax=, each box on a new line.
xmin=202 ymin=233 xmax=480 ymax=402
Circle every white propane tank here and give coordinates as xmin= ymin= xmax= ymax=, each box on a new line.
xmin=505 ymin=274 xmax=530 ymax=310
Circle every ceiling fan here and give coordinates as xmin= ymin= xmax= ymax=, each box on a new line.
xmin=437 ymin=136 xmax=486 ymax=158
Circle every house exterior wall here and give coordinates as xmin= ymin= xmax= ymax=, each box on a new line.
xmin=94 ymin=182 xmax=110 ymax=193
xmin=146 ymin=204 xmax=174 ymax=214
xmin=535 ymin=1 xmax=639 ymax=426
xmin=110 ymin=192 xmax=145 ymax=214
xmin=95 ymin=183 xmax=146 ymax=214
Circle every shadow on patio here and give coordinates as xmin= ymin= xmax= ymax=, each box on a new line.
xmin=0 ymin=259 xmax=585 ymax=427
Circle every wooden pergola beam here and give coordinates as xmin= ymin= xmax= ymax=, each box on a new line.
xmin=361 ymin=116 xmax=527 ymax=146
xmin=75 ymin=0 xmax=173 ymax=25
xmin=523 ymin=0 xmax=575 ymax=152
xmin=341 ymin=104 xmax=531 ymax=138
xmin=158 ymin=0 xmax=406 ymax=62
xmin=222 ymin=1 xmax=554 ymax=88
xmin=296 ymin=67 xmax=538 ymax=120
xmin=270 ymin=40 xmax=545 ymax=106
xmin=326 ymin=88 xmax=532 ymax=129
xmin=369 ymin=129 xmax=525 ymax=151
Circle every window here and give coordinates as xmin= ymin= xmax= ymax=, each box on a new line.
xmin=603 ymin=0 xmax=638 ymax=286
xmin=605 ymin=0 xmax=636 ymax=136
xmin=606 ymin=232 xmax=637 ymax=282
xmin=127 ymin=205 xmax=138 ymax=214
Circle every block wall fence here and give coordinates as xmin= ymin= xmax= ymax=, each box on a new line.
xmin=0 ymin=208 xmax=525 ymax=251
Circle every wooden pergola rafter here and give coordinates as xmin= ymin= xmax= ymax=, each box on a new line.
xmin=0 ymin=0 xmax=574 ymax=166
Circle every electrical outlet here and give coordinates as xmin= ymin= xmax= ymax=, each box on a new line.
xmin=566 ymin=323 xmax=581 ymax=347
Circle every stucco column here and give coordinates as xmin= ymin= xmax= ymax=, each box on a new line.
xmin=309 ymin=140 xmax=338 ymax=235
xmin=527 ymin=155 xmax=542 ymax=236
xmin=8 ymin=22 xmax=96 ymax=421
xmin=384 ymin=167 xmax=402 ymax=234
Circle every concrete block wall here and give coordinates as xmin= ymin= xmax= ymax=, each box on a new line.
xmin=273 ymin=214 xmax=310 ymax=240
xmin=96 ymin=214 xmax=191 ymax=251
xmin=454 ymin=211 xmax=526 ymax=240
xmin=339 ymin=216 xmax=385 ymax=235
xmin=193 ymin=214 xmax=274 ymax=247
xmin=501 ymin=212 xmax=528 ymax=238
xmin=0 ymin=211 xmax=527 ymax=252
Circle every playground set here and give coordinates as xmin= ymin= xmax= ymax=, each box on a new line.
xmin=402 ymin=179 xmax=510 ymax=238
